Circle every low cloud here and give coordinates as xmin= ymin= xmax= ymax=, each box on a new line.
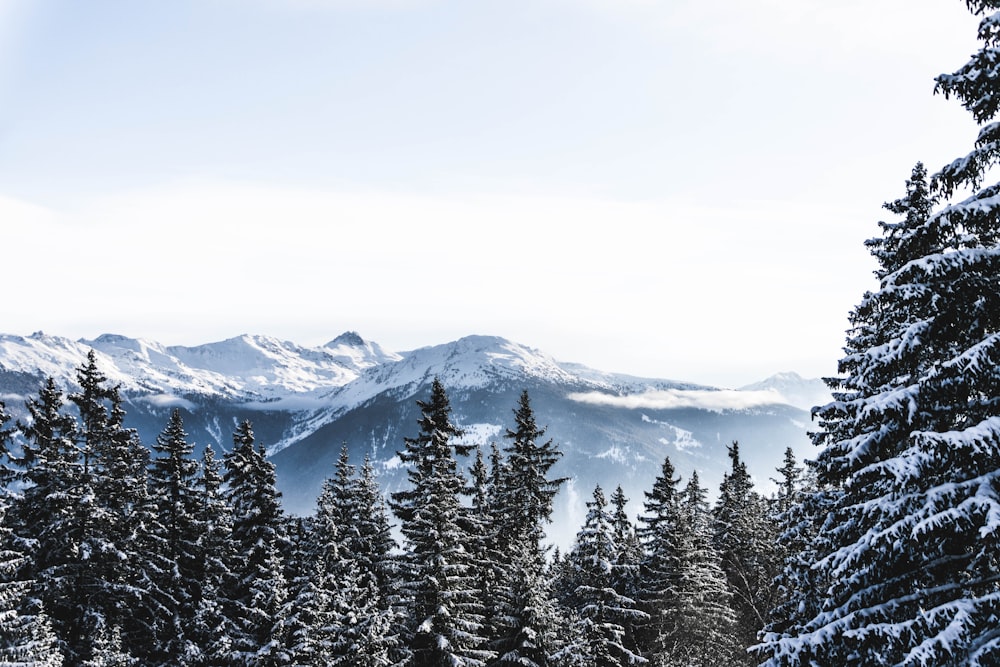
xmin=568 ymin=388 xmax=786 ymax=413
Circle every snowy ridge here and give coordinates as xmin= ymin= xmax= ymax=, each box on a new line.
xmin=0 ymin=330 xmax=393 ymax=402
xmin=324 ymin=335 xmax=590 ymax=413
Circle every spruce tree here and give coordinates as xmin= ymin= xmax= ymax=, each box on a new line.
xmin=757 ymin=127 xmax=1000 ymax=664
xmin=148 ymin=409 xmax=203 ymax=664
xmin=15 ymin=375 xmax=100 ymax=663
xmin=0 ymin=401 xmax=63 ymax=666
xmin=712 ymin=442 xmax=779 ymax=662
xmin=223 ymin=421 xmax=288 ymax=666
xmin=564 ymin=484 xmax=647 ymax=667
xmin=670 ymin=472 xmax=737 ymax=666
xmin=635 ymin=455 xmax=682 ymax=661
xmin=189 ymin=443 xmax=238 ymax=666
xmin=487 ymin=391 xmax=568 ymax=666
xmin=389 ymin=378 xmax=492 ymax=666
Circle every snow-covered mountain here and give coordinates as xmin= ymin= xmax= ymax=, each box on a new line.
xmin=0 ymin=330 xmax=818 ymax=545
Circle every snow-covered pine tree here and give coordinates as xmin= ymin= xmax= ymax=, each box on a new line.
xmin=223 ymin=421 xmax=288 ymax=666
xmin=0 ymin=401 xmax=63 ymax=666
xmin=670 ymin=472 xmax=737 ymax=666
xmin=304 ymin=443 xmax=396 ymax=666
xmin=563 ymin=484 xmax=647 ymax=667
xmin=389 ymin=378 xmax=492 ymax=667
xmin=635 ymin=455 xmax=682 ymax=662
xmin=189 ymin=443 xmax=238 ymax=666
xmin=11 ymin=378 xmax=83 ymax=660
xmin=757 ymin=141 xmax=1000 ymax=661
xmin=711 ymin=441 xmax=779 ymax=663
xmin=499 ymin=390 xmax=566 ymax=552
xmin=487 ymin=390 xmax=569 ymax=667
xmin=147 ymin=408 xmax=203 ymax=664
xmin=282 ymin=517 xmax=334 ymax=666
xmin=753 ymin=457 xmax=831 ymax=664
xmin=97 ymin=387 xmax=168 ymax=665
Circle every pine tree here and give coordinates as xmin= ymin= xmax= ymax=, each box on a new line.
xmin=282 ymin=517 xmax=334 ymax=666
xmin=15 ymin=373 xmax=99 ymax=663
xmin=635 ymin=455 xmax=682 ymax=662
xmin=189 ymin=443 xmax=238 ymax=666
xmin=389 ymin=378 xmax=492 ymax=666
xmin=342 ymin=454 xmax=399 ymax=666
xmin=670 ymin=472 xmax=737 ymax=667
xmin=755 ymin=113 xmax=1000 ymax=662
xmin=223 ymin=421 xmax=288 ymax=666
xmin=487 ymin=391 xmax=569 ymax=667
xmin=564 ymin=484 xmax=647 ymax=667
xmin=148 ymin=409 xmax=203 ymax=664
xmin=499 ymin=390 xmax=566 ymax=552
xmin=0 ymin=401 xmax=63 ymax=666
xmin=712 ymin=442 xmax=779 ymax=662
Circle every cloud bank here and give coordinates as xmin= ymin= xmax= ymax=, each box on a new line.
xmin=568 ymin=388 xmax=788 ymax=413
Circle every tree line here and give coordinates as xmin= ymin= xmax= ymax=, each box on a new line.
xmin=0 ymin=358 xmax=797 ymax=666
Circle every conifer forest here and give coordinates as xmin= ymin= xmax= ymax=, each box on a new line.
xmin=5 ymin=1 xmax=1000 ymax=665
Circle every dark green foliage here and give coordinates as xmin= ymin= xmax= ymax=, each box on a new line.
xmin=712 ymin=442 xmax=780 ymax=662
xmin=223 ymin=421 xmax=288 ymax=665
xmin=389 ymin=378 xmax=492 ymax=667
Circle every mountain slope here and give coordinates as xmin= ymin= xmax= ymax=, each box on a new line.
xmin=0 ymin=330 xmax=816 ymax=547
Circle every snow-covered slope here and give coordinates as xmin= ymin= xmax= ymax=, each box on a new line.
xmin=0 ymin=330 xmax=395 ymax=402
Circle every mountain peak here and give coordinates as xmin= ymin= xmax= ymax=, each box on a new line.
xmin=327 ymin=331 xmax=366 ymax=348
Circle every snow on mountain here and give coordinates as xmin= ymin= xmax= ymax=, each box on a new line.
xmin=0 ymin=330 xmax=394 ymax=402
xmin=738 ymin=371 xmax=833 ymax=412
xmin=322 ymin=335 xmax=590 ymax=414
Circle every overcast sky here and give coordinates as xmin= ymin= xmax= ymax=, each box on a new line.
xmin=0 ymin=0 xmax=986 ymax=387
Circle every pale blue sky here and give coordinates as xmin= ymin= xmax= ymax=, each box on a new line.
xmin=0 ymin=0 xmax=986 ymax=386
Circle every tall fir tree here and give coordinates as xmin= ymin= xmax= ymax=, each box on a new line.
xmin=148 ymin=409 xmax=203 ymax=664
xmin=563 ymin=484 xmax=647 ymax=667
xmin=0 ymin=400 xmax=63 ymax=666
xmin=223 ymin=421 xmax=288 ymax=666
xmin=670 ymin=472 xmax=737 ymax=666
xmin=389 ymin=378 xmax=492 ymax=667
xmin=189 ymin=443 xmax=238 ymax=667
xmin=712 ymin=441 xmax=779 ymax=663
xmin=487 ymin=391 xmax=569 ymax=666
xmin=635 ymin=455 xmax=682 ymax=662
xmin=11 ymin=377 xmax=83 ymax=661
xmin=756 ymin=74 xmax=1000 ymax=661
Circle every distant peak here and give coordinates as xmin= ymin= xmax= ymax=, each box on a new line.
xmin=329 ymin=331 xmax=365 ymax=347
xmin=92 ymin=333 xmax=131 ymax=344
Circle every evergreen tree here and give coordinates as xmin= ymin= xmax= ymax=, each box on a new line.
xmin=770 ymin=446 xmax=803 ymax=518
xmin=669 ymin=472 xmax=737 ymax=666
xmin=0 ymin=401 xmax=63 ymax=666
xmin=488 ymin=391 xmax=569 ymax=666
xmin=345 ymin=455 xmax=401 ymax=666
xmin=389 ymin=378 xmax=492 ymax=666
xmin=189 ymin=443 xmax=237 ymax=666
xmin=223 ymin=421 xmax=288 ymax=666
xmin=712 ymin=442 xmax=778 ymax=662
xmin=758 ymin=145 xmax=1000 ymax=661
xmin=148 ymin=409 xmax=203 ymax=664
xmin=499 ymin=390 xmax=566 ymax=552
xmin=564 ymin=484 xmax=647 ymax=667
xmin=635 ymin=455 xmax=682 ymax=662
xmin=96 ymin=387 xmax=166 ymax=664
xmin=282 ymin=517 xmax=334 ymax=666
xmin=15 ymin=374 xmax=98 ymax=663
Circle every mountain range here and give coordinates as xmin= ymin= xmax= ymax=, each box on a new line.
xmin=0 ymin=330 xmax=830 ymax=548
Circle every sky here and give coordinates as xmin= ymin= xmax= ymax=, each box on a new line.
xmin=0 ymin=0 xmax=988 ymax=388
